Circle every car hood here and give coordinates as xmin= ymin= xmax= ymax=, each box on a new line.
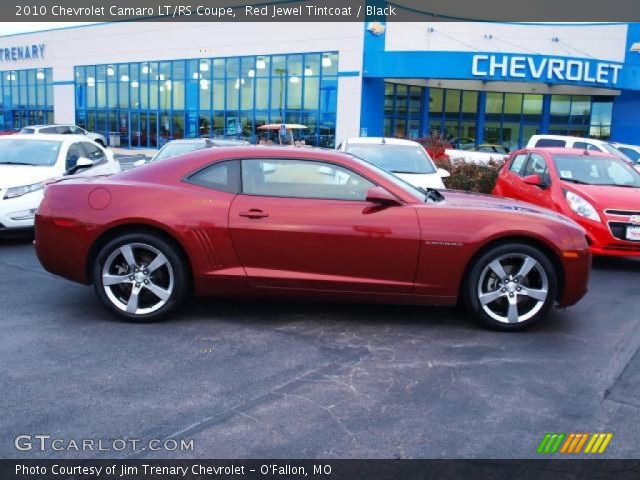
xmin=0 ymin=165 xmax=59 ymax=189
xmin=562 ymin=182 xmax=640 ymax=210
xmin=437 ymin=189 xmax=572 ymax=221
xmin=394 ymin=172 xmax=445 ymax=189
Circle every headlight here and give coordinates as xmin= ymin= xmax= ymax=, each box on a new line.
xmin=4 ymin=182 xmax=44 ymax=200
xmin=565 ymin=191 xmax=600 ymax=222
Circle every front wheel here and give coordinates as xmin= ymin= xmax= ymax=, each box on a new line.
xmin=464 ymin=243 xmax=558 ymax=331
xmin=93 ymin=233 xmax=189 ymax=322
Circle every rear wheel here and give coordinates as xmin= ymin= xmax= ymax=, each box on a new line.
xmin=464 ymin=243 xmax=557 ymax=331
xmin=93 ymin=233 xmax=189 ymax=322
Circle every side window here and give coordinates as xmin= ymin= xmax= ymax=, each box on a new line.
xmin=509 ymin=154 xmax=529 ymax=176
xmin=71 ymin=127 xmax=85 ymax=134
xmin=57 ymin=126 xmax=74 ymax=134
xmin=241 ymin=158 xmax=376 ymax=201
xmin=587 ymin=144 xmax=603 ymax=152
xmin=40 ymin=127 xmax=58 ymax=134
xmin=65 ymin=143 xmax=85 ymax=171
xmin=573 ymin=142 xmax=588 ymax=150
xmin=81 ymin=142 xmax=105 ymax=163
xmin=535 ymin=139 xmax=566 ymax=148
xmin=186 ymin=160 xmax=241 ymax=194
xmin=523 ymin=153 xmax=550 ymax=182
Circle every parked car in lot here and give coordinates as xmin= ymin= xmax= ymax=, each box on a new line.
xmin=20 ymin=124 xmax=108 ymax=147
xmin=610 ymin=142 xmax=640 ymax=170
xmin=445 ymin=144 xmax=510 ymax=165
xmin=148 ymin=138 xmax=250 ymax=164
xmin=527 ymin=134 xmax=633 ymax=164
xmin=35 ymin=146 xmax=591 ymax=330
xmin=0 ymin=134 xmax=119 ymax=234
xmin=337 ymin=137 xmax=449 ymax=190
xmin=493 ymin=148 xmax=640 ymax=257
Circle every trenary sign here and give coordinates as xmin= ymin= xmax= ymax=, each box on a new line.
xmin=0 ymin=44 xmax=46 ymax=63
xmin=472 ymin=54 xmax=622 ymax=86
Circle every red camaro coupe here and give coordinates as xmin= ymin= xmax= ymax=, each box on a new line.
xmin=35 ymin=147 xmax=590 ymax=330
xmin=493 ymin=148 xmax=640 ymax=257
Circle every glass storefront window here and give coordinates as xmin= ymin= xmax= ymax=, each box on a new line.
xmin=75 ymin=51 xmax=338 ymax=147
xmin=0 ymin=67 xmax=53 ymax=131
xmin=385 ymin=82 xmax=423 ymax=139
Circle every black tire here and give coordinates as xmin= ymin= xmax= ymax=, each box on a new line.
xmin=92 ymin=233 xmax=189 ymax=322
xmin=463 ymin=243 xmax=558 ymax=331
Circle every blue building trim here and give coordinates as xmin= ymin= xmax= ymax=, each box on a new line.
xmin=52 ymin=80 xmax=74 ymax=85
xmin=337 ymin=71 xmax=360 ymax=77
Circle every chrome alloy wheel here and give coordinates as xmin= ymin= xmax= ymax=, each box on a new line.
xmin=476 ymin=253 xmax=549 ymax=324
xmin=101 ymin=243 xmax=174 ymax=315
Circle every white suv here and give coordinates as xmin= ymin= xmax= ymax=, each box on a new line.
xmin=337 ymin=137 xmax=449 ymax=190
xmin=527 ymin=135 xmax=630 ymax=160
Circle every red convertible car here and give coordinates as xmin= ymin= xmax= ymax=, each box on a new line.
xmin=35 ymin=147 xmax=590 ymax=330
xmin=493 ymin=148 xmax=640 ymax=257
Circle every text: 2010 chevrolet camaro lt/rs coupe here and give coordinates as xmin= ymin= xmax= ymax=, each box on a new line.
xmin=35 ymin=147 xmax=591 ymax=330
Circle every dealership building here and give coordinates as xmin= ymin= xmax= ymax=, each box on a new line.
xmin=1 ymin=19 xmax=639 ymax=149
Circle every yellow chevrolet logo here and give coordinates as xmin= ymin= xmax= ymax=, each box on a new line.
xmin=537 ymin=432 xmax=613 ymax=454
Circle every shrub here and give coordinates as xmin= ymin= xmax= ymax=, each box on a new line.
xmin=417 ymin=131 xmax=451 ymax=161
xmin=434 ymin=157 xmax=505 ymax=194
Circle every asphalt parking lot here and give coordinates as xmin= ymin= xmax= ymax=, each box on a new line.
xmin=2 ymin=237 xmax=639 ymax=459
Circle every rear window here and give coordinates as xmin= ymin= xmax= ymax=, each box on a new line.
xmin=535 ymin=139 xmax=566 ymax=148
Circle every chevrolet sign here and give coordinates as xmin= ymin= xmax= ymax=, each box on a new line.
xmin=0 ymin=44 xmax=45 ymax=63
xmin=472 ymin=54 xmax=622 ymax=86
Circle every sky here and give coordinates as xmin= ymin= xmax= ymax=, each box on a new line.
xmin=0 ymin=23 xmax=97 ymax=36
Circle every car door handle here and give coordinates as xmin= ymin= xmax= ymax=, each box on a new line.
xmin=238 ymin=209 xmax=269 ymax=219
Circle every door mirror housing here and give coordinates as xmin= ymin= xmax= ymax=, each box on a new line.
xmin=67 ymin=157 xmax=94 ymax=175
xmin=523 ymin=174 xmax=548 ymax=188
xmin=366 ymin=186 xmax=402 ymax=206
xmin=437 ymin=168 xmax=450 ymax=178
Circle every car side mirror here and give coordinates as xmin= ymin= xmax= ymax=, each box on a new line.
xmin=523 ymin=174 xmax=548 ymax=188
xmin=67 ymin=157 xmax=94 ymax=175
xmin=437 ymin=168 xmax=450 ymax=178
xmin=365 ymin=186 xmax=402 ymax=206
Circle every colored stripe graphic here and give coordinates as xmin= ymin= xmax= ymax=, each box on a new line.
xmin=539 ymin=432 xmax=613 ymax=454
xmin=537 ymin=433 xmax=565 ymax=453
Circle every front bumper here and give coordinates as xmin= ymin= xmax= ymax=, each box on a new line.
xmin=579 ymin=213 xmax=640 ymax=257
xmin=0 ymin=189 xmax=44 ymax=231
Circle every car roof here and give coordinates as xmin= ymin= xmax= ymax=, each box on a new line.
xmin=343 ymin=137 xmax=420 ymax=146
xmin=24 ymin=124 xmax=78 ymax=128
xmin=611 ymin=142 xmax=640 ymax=150
xmin=520 ymin=147 xmax=617 ymax=158
xmin=0 ymin=133 xmax=91 ymax=142
xmin=530 ymin=134 xmax=607 ymax=144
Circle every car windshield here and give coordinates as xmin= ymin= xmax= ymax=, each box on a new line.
xmin=347 ymin=155 xmax=438 ymax=202
xmin=345 ymin=144 xmax=437 ymax=174
xmin=0 ymin=139 xmax=62 ymax=166
xmin=153 ymin=142 xmax=208 ymax=162
xmin=553 ymin=154 xmax=640 ymax=187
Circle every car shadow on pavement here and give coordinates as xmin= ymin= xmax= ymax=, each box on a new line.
xmin=592 ymin=255 xmax=640 ymax=272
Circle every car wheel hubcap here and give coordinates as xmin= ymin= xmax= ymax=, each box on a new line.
xmin=101 ymin=243 xmax=174 ymax=315
xmin=477 ymin=253 xmax=548 ymax=324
